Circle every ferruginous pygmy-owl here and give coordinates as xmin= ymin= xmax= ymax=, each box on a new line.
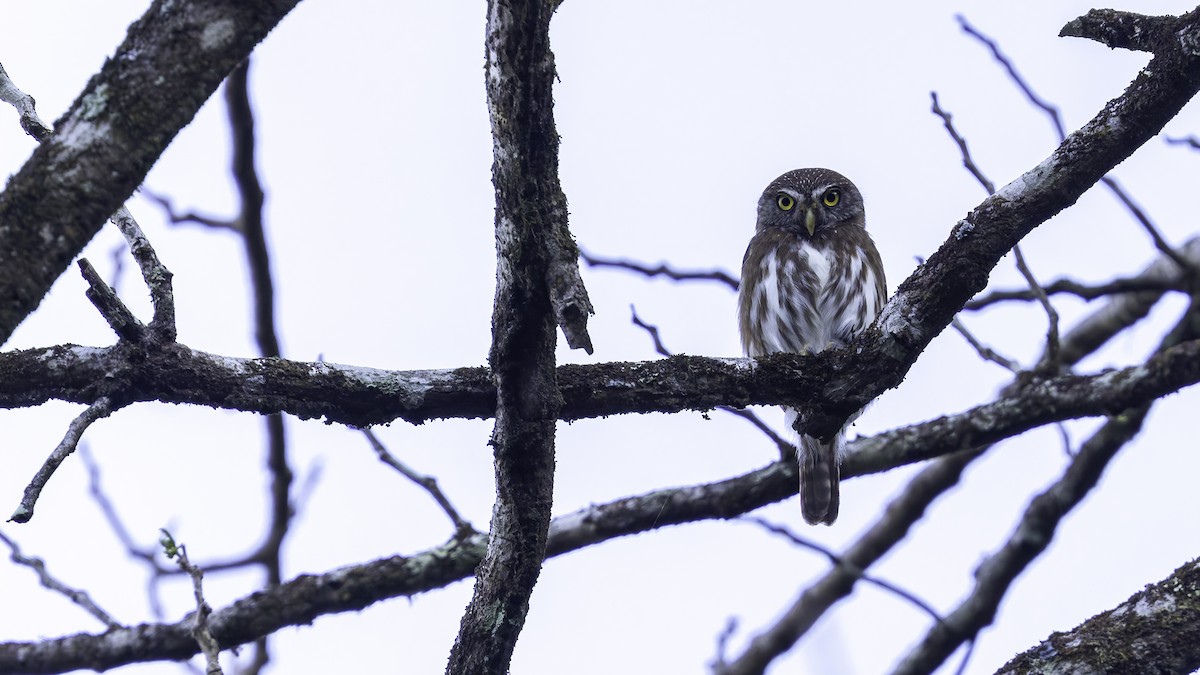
xmin=738 ymin=168 xmax=886 ymax=525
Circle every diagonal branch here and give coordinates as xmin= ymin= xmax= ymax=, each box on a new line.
xmin=997 ymin=557 xmax=1200 ymax=674
xmin=0 ymin=61 xmax=52 ymax=142
xmin=892 ymin=406 xmax=1152 ymax=675
xmin=789 ymin=6 xmax=1200 ymax=440
xmin=714 ymin=450 xmax=980 ymax=675
xmin=9 ymin=397 xmax=124 ymax=523
xmin=892 ymin=289 xmax=1200 ymax=675
xmin=0 ymin=0 xmax=300 ymax=347
xmin=0 ymin=528 xmax=122 ymax=630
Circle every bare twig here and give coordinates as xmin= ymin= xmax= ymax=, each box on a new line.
xmin=931 ymin=91 xmax=1061 ymax=366
xmin=161 ymin=531 xmax=224 ymax=675
xmin=110 ymin=206 xmax=177 ymax=340
xmin=0 ymin=61 xmax=53 ymax=141
xmin=1055 ymin=236 xmax=1200 ymax=365
xmin=630 ymin=305 xmax=671 ymax=357
xmin=950 ymin=317 xmax=1020 ymax=373
xmin=744 ymin=517 xmax=949 ymax=628
xmin=958 ymin=16 xmax=1066 ymax=139
xmin=712 ymin=618 xmax=739 ymax=671
xmin=10 ymin=397 xmax=123 ymax=523
xmin=79 ymin=445 xmax=171 ymax=620
xmin=1099 ymin=175 xmax=1199 ymax=278
xmin=929 ymin=92 xmax=995 ymax=193
xmin=582 ymin=249 xmax=740 ymax=291
xmin=1165 ymin=135 xmax=1200 ymax=149
xmin=714 ymin=450 xmax=982 ymax=675
xmin=965 ymin=276 xmax=1182 ymax=310
xmin=630 ymin=306 xmax=793 ymax=459
xmin=78 ymin=259 xmax=146 ymax=342
xmin=140 ymin=189 xmax=241 ymax=232
xmin=0 ymin=528 xmax=122 ymax=629
xmin=1011 ymin=244 xmax=1062 ymax=366
xmin=361 ymin=429 xmax=475 ymax=537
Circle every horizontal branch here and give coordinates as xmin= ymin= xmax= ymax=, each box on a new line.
xmin=1 ymin=338 xmax=1197 ymax=430
xmin=3 ymin=337 xmax=1199 ymax=672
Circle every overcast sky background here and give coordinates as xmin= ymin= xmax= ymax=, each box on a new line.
xmin=1 ymin=2 xmax=1199 ymax=674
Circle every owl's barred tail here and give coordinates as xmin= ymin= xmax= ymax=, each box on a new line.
xmin=798 ymin=433 xmax=840 ymax=526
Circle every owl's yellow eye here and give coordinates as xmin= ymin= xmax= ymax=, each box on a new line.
xmin=776 ymin=194 xmax=795 ymax=211
xmin=822 ymin=188 xmax=841 ymax=207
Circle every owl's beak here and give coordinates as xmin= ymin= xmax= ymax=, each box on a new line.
xmin=803 ymin=208 xmax=817 ymax=236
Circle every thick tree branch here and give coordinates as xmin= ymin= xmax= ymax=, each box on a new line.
xmin=4 ymin=327 xmax=1199 ymax=673
xmin=793 ymin=5 xmax=1200 ymax=440
xmin=1060 ymin=9 xmax=1179 ymax=52
xmin=893 ymin=291 xmax=1200 ymax=675
xmin=3 ymin=4 xmax=1195 ymax=454
xmin=997 ymin=557 xmax=1200 ymax=674
xmin=0 ymin=0 xmax=300 ymax=347
xmin=447 ymin=1 xmax=572 ymax=672
xmin=0 ymin=337 xmax=1198 ymax=433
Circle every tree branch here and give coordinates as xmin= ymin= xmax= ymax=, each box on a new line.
xmin=447 ymin=1 xmax=573 ymax=671
xmin=892 ymin=406 xmax=1152 ymax=675
xmin=997 ymin=557 xmax=1200 ymax=674
xmin=0 ymin=529 xmax=122 ymax=631
xmin=714 ymin=450 xmax=979 ymax=675
xmin=581 ymin=249 xmax=740 ymax=290
xmin=5 ymin=325 xmax=1199 ymax=674
xmin=9 ymin=397 xmax=123 ymax=523
xmin=892 ymin=288 xmax=1200 ymax=675
xmin=0 ymin=336 xmax=1198 ymax=434
xmin=0 ymin=0 xmax=300 ymax=347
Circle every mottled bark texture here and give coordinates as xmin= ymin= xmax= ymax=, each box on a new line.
xmin=3 ymin=340 xmax=1199 ymax=435
xmin=446 ymin=1 xmax=570 ymax=673
xmin=997 ymin=558 xmax=1200 ymax=675
xmin=0 ymin=0 xmax=300 ymax=347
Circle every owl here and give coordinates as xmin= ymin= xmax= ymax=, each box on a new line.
xmin=738 ymin=168 xmax=886 ymax=525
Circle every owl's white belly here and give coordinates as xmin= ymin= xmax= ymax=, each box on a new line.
xmin=748 ymin=240 xmax=878 ymax=356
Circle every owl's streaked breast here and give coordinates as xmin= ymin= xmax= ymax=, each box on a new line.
xmin=739 ymin=233 xmax=883 ymax=358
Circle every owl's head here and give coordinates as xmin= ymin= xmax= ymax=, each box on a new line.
xmin=755 ymin=168 xmax=865 ymax=238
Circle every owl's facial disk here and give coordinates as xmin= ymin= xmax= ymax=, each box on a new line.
xmin=774 ymin=188 xmax=823 ymax=236
xmin=756 ymin=168 xmax=864 ymax=238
